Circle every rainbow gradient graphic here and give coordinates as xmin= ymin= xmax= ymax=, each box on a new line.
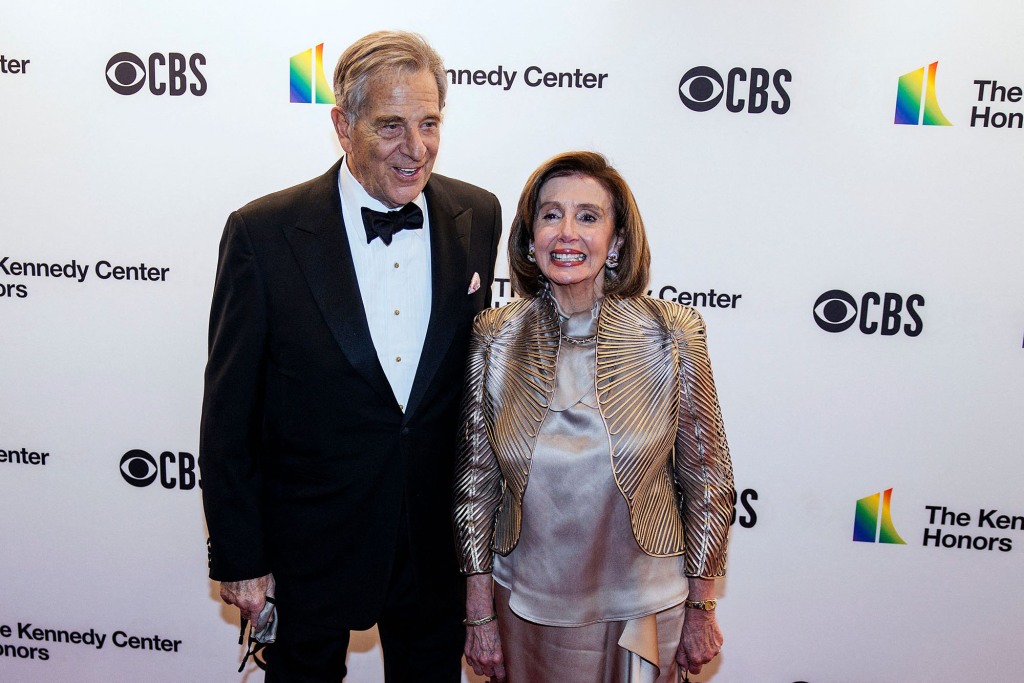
xmin=853 ymin=488 xmax=907 ymax=544
xmin=290 ymin=43 xmax=335 ymax=104
xmin=895 ymin=61 xmax=952 ymax=126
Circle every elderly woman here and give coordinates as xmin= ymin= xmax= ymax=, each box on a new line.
xmin=454 ymin=151 xmax=735 ymax=683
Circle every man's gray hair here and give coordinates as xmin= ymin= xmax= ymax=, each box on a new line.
xmin=333 ymin=31 xmax=447 ymax=123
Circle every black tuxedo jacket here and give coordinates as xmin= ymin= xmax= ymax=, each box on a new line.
xmin=199 ymin=159 xmax=501 ymax=635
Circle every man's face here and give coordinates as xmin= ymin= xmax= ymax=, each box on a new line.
xmin=332 ymin=69 xmax=441 ymax=208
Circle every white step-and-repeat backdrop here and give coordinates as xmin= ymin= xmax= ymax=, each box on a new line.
xmin=3 ymin=1 xmax=1023 ymax=681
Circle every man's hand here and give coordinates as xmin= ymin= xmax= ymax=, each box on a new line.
xmin=220 ymin=573 xmax=275 ymax=627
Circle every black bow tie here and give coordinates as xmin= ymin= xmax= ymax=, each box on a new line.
xmin=360 ymin=204 xmax=423 ymax=246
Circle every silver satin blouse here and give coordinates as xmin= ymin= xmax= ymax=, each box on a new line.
xmin=492 ymin=300 xmax=686 ymax=626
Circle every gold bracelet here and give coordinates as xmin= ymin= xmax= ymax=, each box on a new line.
xmin=463 ymin=613 xmax=497 ymax=626
xmin=683 ymin=599 xmax=717 ymax=611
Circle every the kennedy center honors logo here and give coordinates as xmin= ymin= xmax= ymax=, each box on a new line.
xmin=853 ymin=488 xmax=907 ymax=544
xmin=895 ymin=61 xmax=951 ymax=126
xmin=290 ymin=43 xmax=334 ymax=104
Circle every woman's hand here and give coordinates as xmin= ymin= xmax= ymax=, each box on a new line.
xmin=675 ymin=608 xmax=723 ymax=675
xmin=464 ymin=573 xmax=506 ymax=682
xmin=676 ymin=577 xmax=723 ymax=675
xmin=465 ymin=619 xmax=505 ymax=682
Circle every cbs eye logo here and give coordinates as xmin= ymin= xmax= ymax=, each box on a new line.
xmin=105 ymin=51 xmax=207 ymax=96
xmin=120 ymin=449 xmax=200 ymax=490
xmin=678 ymin=66 xmax=723 ymax=112
xmin=813 ymin=289 xmax=925 ymax=337
xmin=678 ymin=65 xmax=791 ymax=114
xmin=813 ymin=290 xmax=859 ymax=332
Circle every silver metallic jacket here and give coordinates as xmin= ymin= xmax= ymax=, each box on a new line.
xmin=454 ymin=294 xmax=735 ymax=578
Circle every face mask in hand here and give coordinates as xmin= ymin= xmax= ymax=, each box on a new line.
xmin=238 ymin=596 xmax=277 ymax=672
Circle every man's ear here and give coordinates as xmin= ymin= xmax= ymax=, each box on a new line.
xmin=331 ymin=106 xmax=353 ymax=153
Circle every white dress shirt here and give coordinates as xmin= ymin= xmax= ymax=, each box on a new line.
xmin=338 ymin=156 xmax=432 ymax=411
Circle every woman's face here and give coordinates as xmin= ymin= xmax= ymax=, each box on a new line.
xmin=531 ymin=174 xmax=622 ymax=301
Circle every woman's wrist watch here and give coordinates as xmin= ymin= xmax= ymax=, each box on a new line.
xmin=683 ymin=599 xmax=717 ymax=611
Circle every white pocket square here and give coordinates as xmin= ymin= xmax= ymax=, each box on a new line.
xmin=467 ymin=272 xmax=481 ymax=295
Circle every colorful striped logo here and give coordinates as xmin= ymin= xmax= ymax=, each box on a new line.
xmin=290 ymin=43 xmax=335 ymax=104
xmin=853 ymin=488 xmax=907 ymax=544
xmin=894 ymin=61 xmax=952 ymax=126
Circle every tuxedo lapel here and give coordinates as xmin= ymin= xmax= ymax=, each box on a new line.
xmin=404 ymin=177 xmax=470 ymax=418
xmin=282 ymin=160 xmax=397 ymax=408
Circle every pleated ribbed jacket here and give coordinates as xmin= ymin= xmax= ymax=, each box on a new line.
xmin=454 ymin=294 xmax=735 ymax=579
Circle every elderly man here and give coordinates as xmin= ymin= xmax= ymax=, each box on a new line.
xmin=199 ymin=31 xmax=502 ymax=681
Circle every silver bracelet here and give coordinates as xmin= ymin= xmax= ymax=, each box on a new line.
xmin=463 ymin=613 xmax=497 ymax=626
